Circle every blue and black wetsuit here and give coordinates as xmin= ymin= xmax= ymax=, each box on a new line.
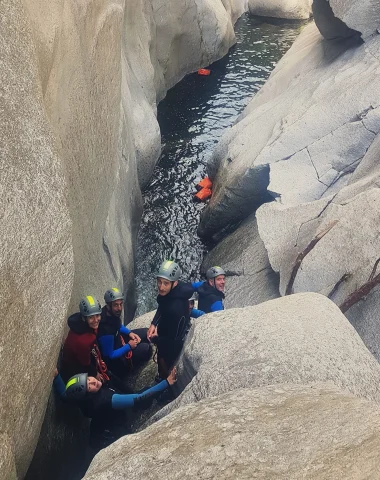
xmin=53 ymin=374 xmax=170 ymax=448
xmin=190 ymin=307 xmax=205 ymax=318
xmin=98 ymin=307 xmax=151 ymax=377
xmin=193 ymin=281 xmax=225 ymax=313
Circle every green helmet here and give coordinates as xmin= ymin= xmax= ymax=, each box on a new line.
xmin=79 ymin=295 xmax=102 ymax=317
xmin=104 ymin=287 xmax=124 ymax=303
xmin=65 ymin=373 xmax=88 ymax=400
xmin=206 ymin=266 xmax=225 ymax=279
xmin=157 ymin=260 xmax=181 ymax=282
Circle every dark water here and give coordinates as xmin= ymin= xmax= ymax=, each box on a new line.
xmin=136 ymin=14 xmax=306 ymax=315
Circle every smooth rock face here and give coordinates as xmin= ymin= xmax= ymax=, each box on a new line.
xmin=0 ymin=1 xmax=74 ymax=478
xmin=153 ymin=293 xmax=380 ymax=419
xmin=328 ymin=0 xmax=380 ymax=40
xmin=198 ymin=22 xmax=380 ymax=240
xmin=2 ymin=0 xmax=248 ymax=478
xmin=249 ymin=0 xmax=312 ymax=19
xmin=84 ymin=383 xmax=380 ymax=480
xmin=201 ymin=214 xmax=279 ymax=308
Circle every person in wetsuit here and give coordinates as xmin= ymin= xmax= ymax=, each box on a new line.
xmin=193 ymin=266 xmax=226 ymax=313
xmin=97 ymin=287 xmax=151 ymax=378
xmin=147 ymin=260 xmax=194 ymax=380
xmin=61 ymin=296 xmax=110 ymax=384
xmin=53 ymin=368 xmax=176 ymax=448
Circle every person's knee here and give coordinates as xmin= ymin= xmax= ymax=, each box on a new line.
xmin=133 ymin=341 xmax=151 ymax=361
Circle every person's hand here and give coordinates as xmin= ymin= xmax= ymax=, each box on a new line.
xmin=129 ymin=332 xmax=141 ymax=344
xmin=53 ymin=368 xmax=59 ymax=378
xmin=167 ymin=367 xmax=177 ymax=386
xmin=128 ymin=338 xmax=138 ymax=349
xmin=147 ymin=324 xmax=157 ymax=341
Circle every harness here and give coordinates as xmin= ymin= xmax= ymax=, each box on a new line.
xmin=120 ymin=334 xmax=134 ymax=370
xmin=91 ymin=343 xmax=110 ymax=382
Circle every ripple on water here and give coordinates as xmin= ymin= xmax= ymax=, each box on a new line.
xmin=135 ymin=13 xmax=307 ymax=315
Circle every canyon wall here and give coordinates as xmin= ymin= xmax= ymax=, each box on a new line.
xmin=199 ymin=1 xmax=380 ymax=362
xmin=0 ymin=0 xmax=247 ymax=478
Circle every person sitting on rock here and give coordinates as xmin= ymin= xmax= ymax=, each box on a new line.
xmin=147 ymin=260 xmax=194 ymax=380
xmin=61 ymin=296 xmax=110 ymax=384
xmin=189 ymin=293 xmax=205 ymax=319
xmin=97 ymin=288 xmax=151 ymax=378
xmin=193 ymin=266 xmax=226 ymax=313
xmin=53 ymin=367 xmax=176 ymax=448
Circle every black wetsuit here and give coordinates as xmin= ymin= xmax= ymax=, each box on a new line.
xmin=151 ymin=281 xmax=194 ymax=368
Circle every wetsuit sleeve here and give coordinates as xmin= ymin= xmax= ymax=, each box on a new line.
xmin=111 ymin=380 xmax=169 ymax=410
xmin=210 ymin=300 xmax=224 ymax=312
xmin=151 ymin=307 xmax=161 ymax=327
xmin=98 ymin=334 xmax=131 ymax=359
xmin=120 ymin=325 xmax=131 ymax=335
xmin=53 ymin=374 xmax=67 ymax=399
xmin=191 ymin=308 xmax=205 ymax=318
xmin=192 ymin=281 xmax=203 ymax=290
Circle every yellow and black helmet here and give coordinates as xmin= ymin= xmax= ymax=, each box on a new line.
xmin=79 ymin=295 xmax=102 ymax=317
xmin=65 ymin=373 xmax=88 ymax=400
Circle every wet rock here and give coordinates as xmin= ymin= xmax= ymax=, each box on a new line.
xmin=249 ymin=0 xmax=312 ymax=19
xmin=153 ymin=293 xmax=380 ymax=419
xmin=84 ymin=383 xmax=380 ymax=479
xmin=201 ymin=214 xmax=279 ymax=308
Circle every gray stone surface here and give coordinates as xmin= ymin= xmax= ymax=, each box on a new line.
xmin=249 ymin=0 xmax=312 ymax=19
xmin=0 ymin=1 xmax=74 ymax=478
xmin=84 ymin=383 xmax=380 ymax=480
xmin=198 ymin=22 xmax=380 ymax=240
xmin=201 ymin=214 xmax=279 ymax=308
xmin=312 ymin=0 xmax=360 ymax=40
xmin=153 ymin=293 xmax=380 ymax=420
xmin=1 ymin=0 xmax=248 ymax=477
xmin=328 ymin=0 xmax=380 ymax=40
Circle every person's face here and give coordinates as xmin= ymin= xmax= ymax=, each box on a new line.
xmin=189 ymin=300 xmax=195 ymax=312
xmin=87 ymin=376 xmax=102 ymax=393
xmin=209 ymin=275 xmax=225 ymax=292
xmin=157 ymin=277 xmax=177 ymax=296
xmin=110 ymin=299 xmax=123 ymax=317
xmin=86 ymin=314 xmax=101 ymax=329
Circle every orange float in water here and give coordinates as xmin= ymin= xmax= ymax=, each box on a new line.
xmin=194 ymin=187 xmax=212 ymax=202
xmin=196 ymin=176 xmax=212 ymax=191
xmin=198 ymin=68 xmax=211 ymax=76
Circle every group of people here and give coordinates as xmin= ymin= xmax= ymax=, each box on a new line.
xmin=53 ymin=260 xmax=226 ymax=447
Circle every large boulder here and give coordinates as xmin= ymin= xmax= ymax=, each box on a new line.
xmin=198 ymin=22 xmax=380 ymax=240
xmin=153 ymin=293 xmax=380 ymax=419
xmin=312 ymin=0 xmax=360 ymax=40
xmin=84 ymin=383 xmax=380 ymax=479
xmin=249 ymin=0 xmax=312 ymax=19
xmin=327 ymin=0 xmax=380 ymax=41
xmin=201 ymin=214 xmax=279 ymax=308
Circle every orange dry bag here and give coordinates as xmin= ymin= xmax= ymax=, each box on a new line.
xmin=194 ymin=188 xmax=212 ymax=202
xmin=196 ymin=176 xmax=212 ymax=191
xmin=198 ymin=69 xmax=211 ymax=76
